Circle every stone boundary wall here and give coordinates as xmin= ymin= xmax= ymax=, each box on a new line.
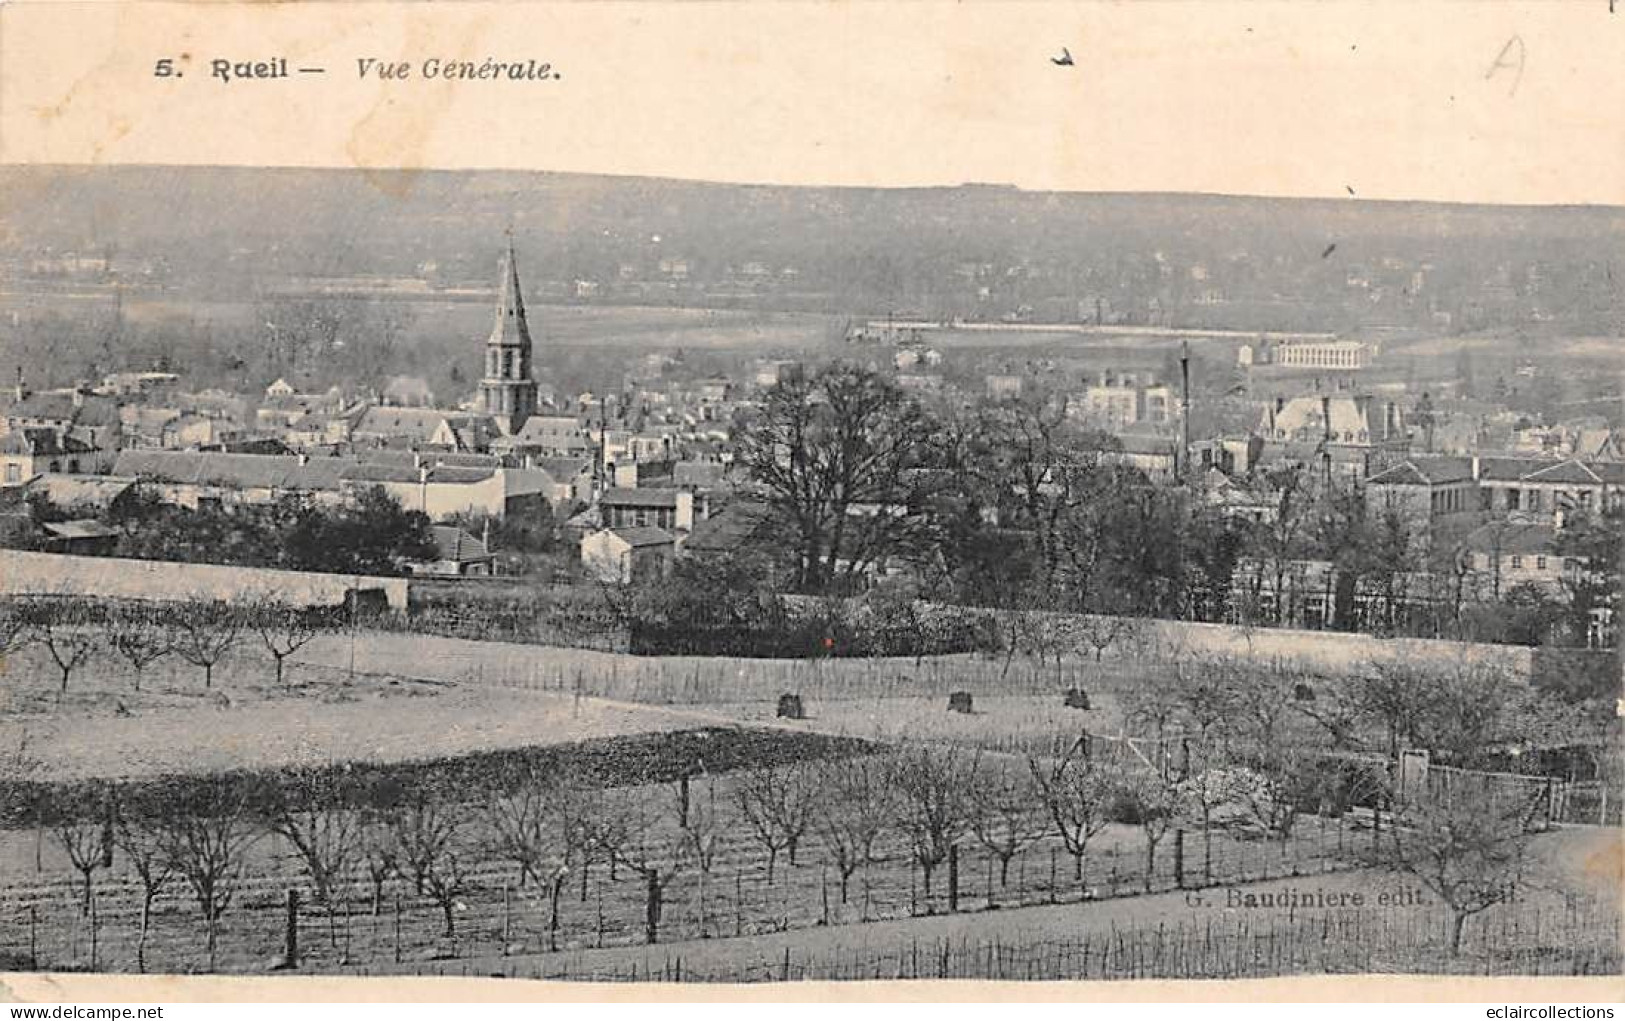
xmin=0 ymin=549 xmax=409 ymax=609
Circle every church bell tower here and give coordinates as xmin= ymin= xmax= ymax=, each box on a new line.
xmin=478 ymin=236 xmax=539 ymax=434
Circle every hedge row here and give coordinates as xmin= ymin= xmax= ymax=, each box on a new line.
xmin=1 ymin=726 xmax=873 ymax=829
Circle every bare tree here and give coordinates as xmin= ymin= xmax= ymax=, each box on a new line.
xmin=1011 ymin=610 xmax=1070 ymax=685
xmin=385 ymin=799 xmax=467 ymax=939
xmin=157 ymin=793 xmax=261 ymax=970
xmin=891 ymin=745 xmax=978 ymax=907
xmin=734 ymin=763 xmax=819 ymax=883
xmin=1170 ymin=735 xmax=1236 ymax=885
xmin=113 ymin=813 xmax=174 ymax=974
xmin=261 ymin=791 xmax=360 ymax=946
xmin=1117 ymin=765 xmax=1179 ymax=892
xmin=358 ymin=814 xmax=399 ymax=917
xmin=484 ymin=783 xmax=552 ymax=889
xmin=608 ymin=788 xmax=685 ymax=945
xmin=1075 ymin=614 xmax=1130 ymax=663
xmin=969 ymin=759 xmax=1046 ymax=891
xmin=105 ymin=602 xmax=173 ymax=692
xmin=1029 ymin=748 xmax=1118 ymax=888
xmin=1388 ymin=782 xmax=1543 ymax=955
xmin=19 ymin=597 xmax=102 ymax=698
xmin=172 ymin=598 xmax=243 ymax=689
xmin=814 ymin=755 xmax=897 ymax=904
xmin=0 ymin=598 xmax=27 ymax=658
xmin=678 ymin=776 xmax=724 ymax=938
xmin=247 ymin=598 xmax=324 ymax=687
xmin=53 ymin=820 xmax=109 ymax=916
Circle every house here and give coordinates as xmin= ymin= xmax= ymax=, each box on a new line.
xmin=1 ymin=388 xmax=123 ymax=450
xmin=1099 ymin=434 xmax=1179 ymax=478
xmin=1476 ymin=457 xmax=1624 ymax=523
xmin=1363 ymin=456 xmax=1478 ymax=526
xmin=106 ymin=449 xmax=513 ymax=520
xmin=1070 ymin=372 xmax=1173 ymax=429
xmin=611 ymin=459 xmax=676 ymax=489
xmin=410 ymin=525 xmax=494 ymax=577
xmin=352 ymin=407 xmax=496 ymax=452
xmin=97 ymin=371 xmax=180 ymax=398
xmin=0 ymin=428 xmax=104 ymax=486
xmin=492 ymin=415 xmax=594 ymax=458
xmin=257 ymin=387 xmax=346 ymax=432
xmin=581 ymin=526 xmax=676 ymax=584
xmin=599 ymin=487 xmax=696 ymax=532
xmin=1460 ymin=521 xmax=1566 ymax=600
xmin=520 ymin=456 xmax=596 ymax=505
xmin=162 ymin=413 xmax=241 ymax=450
xmin=672 ymin=460 xmax=728 ymax=491
xmin=680 ymin=499 xmax=777 ymax=559
xmin=24 ymin=473 xmax=135 ymax=515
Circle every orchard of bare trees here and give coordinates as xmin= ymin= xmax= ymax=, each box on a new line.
xmin=5 ymin=726 xmax=1568 ymax=974
xmin=0 ymin=593 xmax=340 ymax=700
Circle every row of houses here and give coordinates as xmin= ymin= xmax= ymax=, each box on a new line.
xmin=1365 ymin=454 xmax=1625 ymax=529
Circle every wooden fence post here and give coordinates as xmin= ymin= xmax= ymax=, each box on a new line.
xmin=89 ymin=891 xmax=99 ymax=972
xmin=502 ymin=883 xmax=511 ymax=954
xmin=284 ymin=888 xmax=299 ymax=969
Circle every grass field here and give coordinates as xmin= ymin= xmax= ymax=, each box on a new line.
xmin=0 ymin=641 xmax=737 ymax=782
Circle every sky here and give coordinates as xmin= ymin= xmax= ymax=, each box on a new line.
xmin=1 ymin=1 xmax=1622 ymax=206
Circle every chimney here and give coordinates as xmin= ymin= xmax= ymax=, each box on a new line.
xmin=1471 ymin=454 xmax=1480 ymax=480
xmin=1178 ymin=341 xmax=1191 ymax=482
xmin=297 ymin=452 xmax=309 ymax=466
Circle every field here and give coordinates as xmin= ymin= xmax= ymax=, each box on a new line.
xmin=0 ymin=641 xmax=752 ymax=782
xmin=0 ymin=624 xmax=1619 ymax=980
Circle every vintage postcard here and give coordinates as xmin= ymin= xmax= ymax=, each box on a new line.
xmin=0 ymin=0 xmax=1620 ymax=1004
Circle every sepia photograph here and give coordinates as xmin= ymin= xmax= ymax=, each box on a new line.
xmin=0 ymin=0 xmax=1619 ymax=1005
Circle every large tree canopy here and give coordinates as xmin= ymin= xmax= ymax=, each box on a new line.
xmin=734 ymin=363 xmax=938 ymax=593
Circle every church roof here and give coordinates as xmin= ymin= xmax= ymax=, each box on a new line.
xmin=488 ymin=240 xmax=533 ymax=350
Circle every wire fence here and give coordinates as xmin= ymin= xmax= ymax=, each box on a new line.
xmin=0 ymin=805 xmax=1380 ymax=975
xmin=395 ymin=897 xmax=1624 ymax=982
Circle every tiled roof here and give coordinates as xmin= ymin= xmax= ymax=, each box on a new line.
xmin=26 ymin=474 xmax=134 ymax=507
xmin=1367 ymin=456 xmax=1474 ymax=486
xmin=682 ymin=500 xmax=774 ymax=553
xmin=112 ymin=450 xmax=496 ymax=491
xmin=602 ymin=487 xmax=680 ymax=507
xmin=430 ymin=525 xmax=490 ymax=563
xmin=1462 ymin=522 xmax=1557 ymax=556
xmin=42 ymin=519 xmax=120 ymax=541
xmin=1520 ymin=460 xmax=1603 ymax=485
xmin=608 ymin=526 xmax=675 ymax=548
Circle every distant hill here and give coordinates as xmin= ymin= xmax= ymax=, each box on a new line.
xmin=0 ymin=164 xmax=1619 ymax=332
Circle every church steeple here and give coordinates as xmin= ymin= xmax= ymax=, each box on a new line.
xmin=479 ymin=233 xmax=539 ymax=434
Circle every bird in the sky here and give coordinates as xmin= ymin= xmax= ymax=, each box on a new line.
xmin=1052 ymin=47 xmax=1074 ymax=66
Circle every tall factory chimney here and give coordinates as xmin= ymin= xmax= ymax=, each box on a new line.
xmin=1178 ymin=341 xmax=1192 ymax=481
